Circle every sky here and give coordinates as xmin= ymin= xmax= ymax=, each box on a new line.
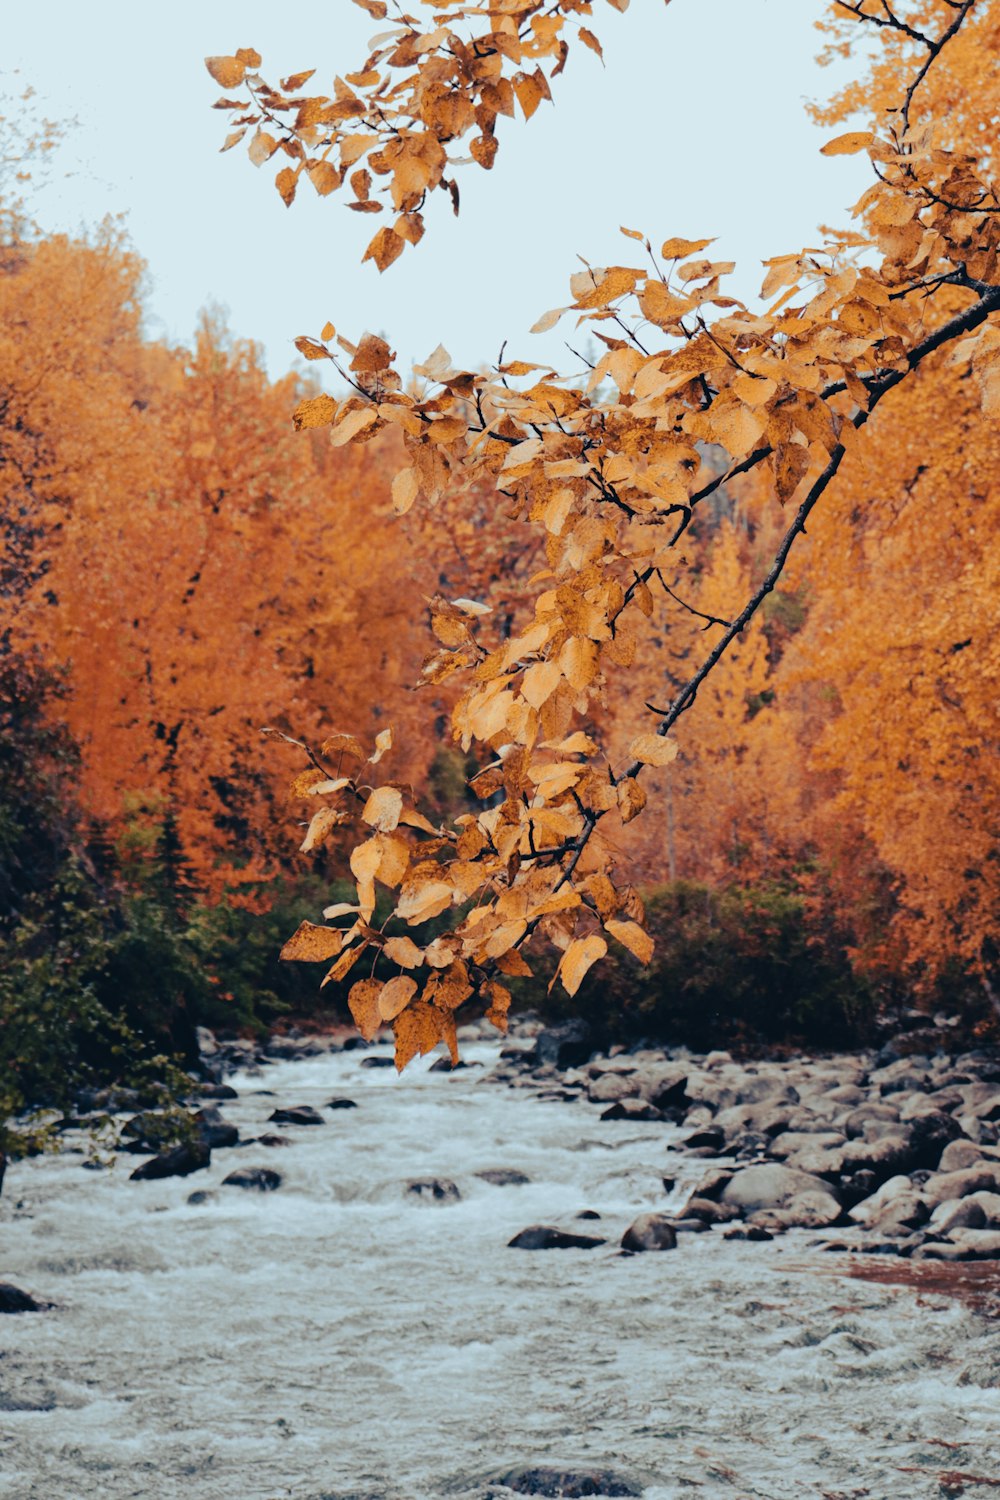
xmin=5 ymin=0 xmax=871 ymax=380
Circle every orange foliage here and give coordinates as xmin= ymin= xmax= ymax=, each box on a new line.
xmin=207 ymin=1 xmax=1000 ymax=1060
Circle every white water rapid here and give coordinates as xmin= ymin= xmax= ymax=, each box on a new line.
xmin=1 ymin=1040 xmax=998 ymax=1499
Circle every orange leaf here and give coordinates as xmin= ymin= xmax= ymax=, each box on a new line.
xmin=348 ymin=978 xmax=383 ymax=1041
xmin=378 ymin=974 xmax=418 ymax=1021
xmin=280 ymin=921 xmax=344 ymax=962
xmin=554 ymin=935 xmax=608 ymax=998
xmin=205 ymin=56 xmax=246 ymax=88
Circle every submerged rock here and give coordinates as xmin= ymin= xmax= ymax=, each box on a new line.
xmin=222 ymin=1167 xmax=282 ymax=1192
xmin=405 ymin=1177 xmax=461 ymax=1204
xmin=508 ymin=1225 xmax=607 ymax=1251
xmin=195 ymin=1107 xmax=239 ymax=1149
xmin=268 ymin=1105 xmax=325 ymax=1126
xmin=326 ymin=1097 xmax=358 ymax=1110
xmin=476 ymin=1169 xmax=531 ymax=1187
xmin=487 ymin=1465 xmax=642 ymax=1496
xmin=599 ymin=1099 xmax=663 ymax=1122
xmin=532 ymin=1020 xmax=592 ymax=1071
xmin=130 ymin=1141 xmax=210 ymax=1181
xmin=620 ymin=1213 xmax=677 ymax=1253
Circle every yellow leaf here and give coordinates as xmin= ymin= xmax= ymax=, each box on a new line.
xmin=391 ymin=467 xmax=419 ymax=515
xmin=396 ymin=879 xmax=453 ymax=924
xmin=321 ymin=732 xmax=366 ymax=761
xmin=530 ymin=306 xmax=568 ymax=334
xmin=293 ymin=394 xmax=336 ymax=431
xmin=330 ymin=407 xmax=378 ymax=447
xmin=484 ymin=980 xmax=512 ymax=1033
xmin=299 ymin=806 xmax=343 ymax=852
xmin=555 ymin=934 xmax=608 ymax=998
xmin=580 ymin=28 xmax=604 ymax=59
xmin=660 ymin=236 xmax=714 ymax=260
xmin=307 ymin=161 xmax=341 ymax=196
xmin=820 ymin=131 xmax=875 ymax=157
xmin=348 ymin=978 xmax=383 ymax=1041
xmin=275 ymin=166 xmax=298 ymax=207
xmin=393 ymin=1001 xmax=444 ymax=1072
xmin=280 ymin=921 xmax=344 ymax=962
xmin=628 ymin=733 xmax=679 ymax=767
xmin=294 ymin=335 xmax=332 ymax=362
xmin=605 ymin=918 xmax=654 ymax=965
xmin=521 ymin=659 xmax=562 ymax=709
xmin=383 ymin=935 xmax=424 ymax=968
xmin=363 ymin=226 xmax=405 ymax=272
xmin=205 ymin=55 xmax=246 ymax=88
xmin=378 ymin=974 xmax=418 ymax=1021
xmin=617 ymin=778 xmax=647 ymax=824
xmin=350 ymin=837 xmax=382 ymax=885
xmin=362 ymin=785 xmax=403 ymax=832
xmin=370 ymin=727 xmax=393 ymax=764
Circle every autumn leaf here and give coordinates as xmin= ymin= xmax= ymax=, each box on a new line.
xmin=628 ymin=733 xmax=679 ymax=767
xmin=348 ymin=978 xmax=383 ymax=1042
xmin=362 ymin=785 xmax=403 ymax=831
xmin=554 ymin=934 xmax=608 ymax=997
xmin=280 ymin=921 xmax=344 ymax=962
xmin=605 ymin=918 xmax=654 ymax=964
xmin=205 ymin=56 xmax=246 ymax=88
xmin=820 ymin=131 xmax=875 ymax=156
xmin=393 ymin=1000 xmax=443 ymax=1071
xmin=378 ymin=974 xmax=418 ymax=1021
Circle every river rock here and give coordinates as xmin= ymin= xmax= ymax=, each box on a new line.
xmin=186 ymin=1189 xmax=218 ymax=1206
xmin=222 ymin=1167 xmax=282 ymax=1191
xmin=268 ymin=1106 xmax=325 ymax=1126
xmin=476 ymin=1169 xmax=530 ymax=1187
xmin=620 ymin=1213 xmax=677 ymax=1252
xmin=130 ymin=1141 xmax=210 ymax=1181
xmin=360 ymin=1056 xmax=395 ymax=1069
xmin=198 ymin=1082 xmax=238 ymax=1100
xmin=923 ymin=1163 xmax=1000 ymax=1207
xmin=724 ymin=1224 xmax=774 ymax=1241
xmin=770 ymin=1131 xmax=846 ymax=1160
xmin=255 ymin=1133 xmax=291 ymax=1147
xmin=720 ymin=1164 xmax=841 ymax=1217
xmin=679 ymin=1196 xmax=740 ymax=1225
xmin=0 ymin=1283 xmax=49 ymax=1314
xmin=326 ymin=1098 xmax=358 ymax=1110
xmin=945 ymin=1228 xmax=1000 ymax=1260
xmin=843 ymin=1104 xmax=900 ymax=1137
xmin=938 ymin=1139 xmax=1000 ymax=1173
xmin=405 ymin=1178 xmax=461 ymax=1203
xmin=195 ymin=1107 xmax=239 ymax=1149
xmin=600 ymin=1099 xmax=663 ymax=1121
xmin=532 ymin=1020 xmax=592 ymax=1070
xmin=508 ymin=1225 xmax=607 ymax=1250
xmin=587 ymin=1072 xmax=639 ymax=1104
xmin=487 ymin=1465 xmax=641 ymax=1497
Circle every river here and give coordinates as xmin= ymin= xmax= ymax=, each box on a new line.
xmin=1 ymin=1040 xmax=997 ymax=1499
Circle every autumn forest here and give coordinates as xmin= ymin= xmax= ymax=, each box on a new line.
xmin=2 ymin=0 xmax=999 ymax=1136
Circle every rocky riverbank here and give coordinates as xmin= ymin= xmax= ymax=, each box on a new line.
xmin=58 ymin=1013 xmax=1000 ymax=1268
xmin=482 ymin=1018 xmax=1000 ymax=1262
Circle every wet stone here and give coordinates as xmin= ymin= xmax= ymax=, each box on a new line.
xmin=222 ymin=1167 xmax=282 ymax=1192
xmin=508 ymin=1225 xmax=607 ymax=1251
xmin=476 ymin=1169 xmax=531 ymax=1187
xmin=405 ymin=1177 xmax=461 ymax=1204
xmin=487 ymin=1466 xmax=642 ymax=1497
xmin=326 ymin=1098 xmax=358 ymax=1110
xmin=268 ymin=1106 xmax=325 ymax=1127
xmin=129 ymin=1141 xmax=210 ymax=1181
xmin=0 ymin=1283 xmax=50 ymax=1314
xmin=620 ymin=1213 xmax=677 ymax=1253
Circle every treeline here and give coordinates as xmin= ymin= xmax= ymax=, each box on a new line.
xmin=2 ymin=180 xmax=998 ymax=1137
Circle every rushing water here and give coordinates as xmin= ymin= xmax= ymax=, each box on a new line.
xmin=1 ymin=1041 xmax=998 ymax=1500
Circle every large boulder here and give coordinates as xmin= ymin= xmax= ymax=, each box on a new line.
xmin=130 ymin=1141 xmax=210 ymax=1181
xmin=938 ymin=1139 xmax=1000 ymax=1174
xmin=720 ymin=1164 xmax=841 ymax=1217
xmin=508 ymin=1225 xmax=606 ymax=1250
xmin=532 ymin=1021 xmax=592 ymax=1071
xmin=620 ymin=1213 xmax=677 ymax=1252
xmin=268 ymin=1105 xmax=325 ymax=1126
